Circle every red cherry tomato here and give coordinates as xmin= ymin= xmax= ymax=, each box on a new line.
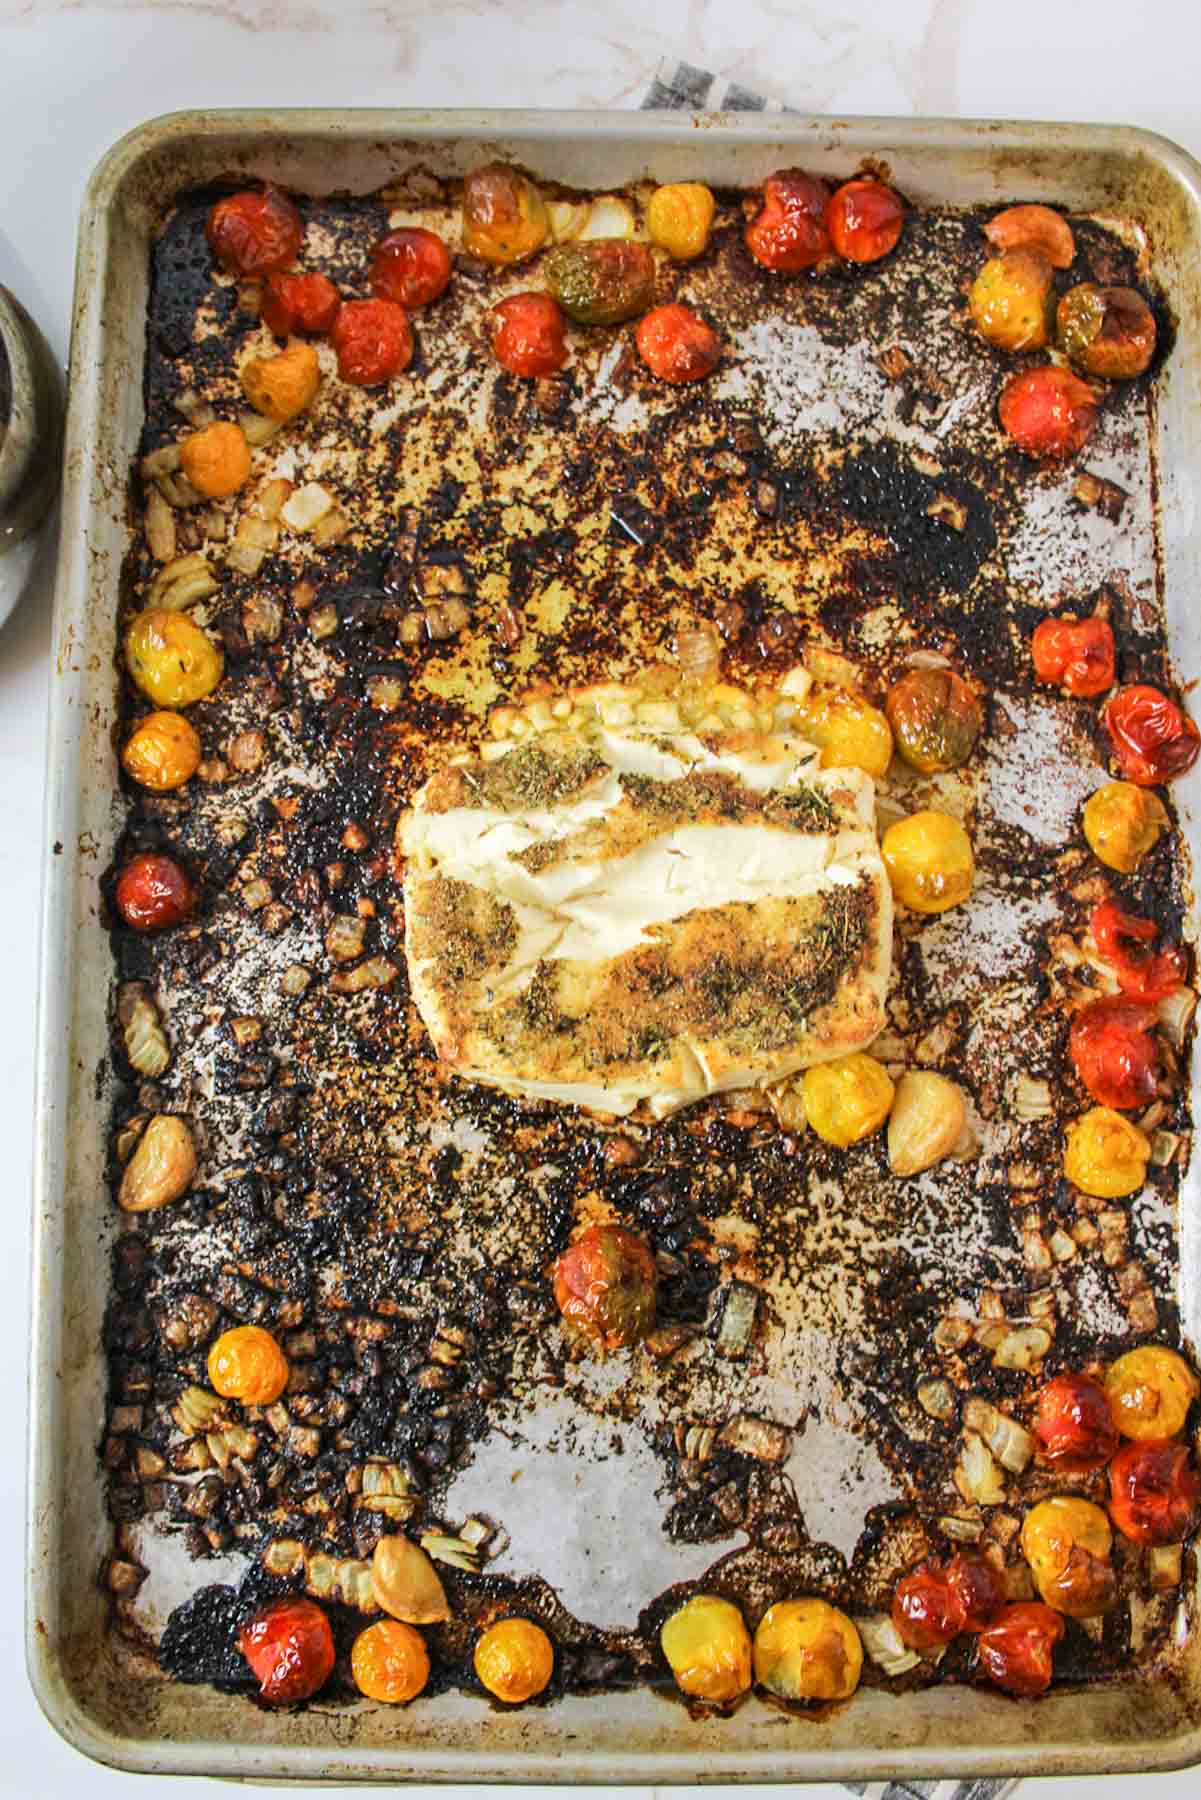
xmin=369 ymin=228 xmax=453 ymax=311
xmin=1108 ymin=1439 xmax=1201 ymax=1545
xmin=114 ymin=853 xmax=195 ymax=932
xmin=745 ymin=170 xmax=831 ymax=273
xmin=1033 ymin=1372 xmax=1121 ymax=1473
xmin=635 ymin=304 xmax=720 ymax=384
xmin=488 ymin=293 xmax=567 ymax=377
xmin=826 ymin=178 xmax=904 ymax=263
xmin=1104 ymin=684 xmax=1201 ymax=786
xmin=891 ymin=1560 xmax=967 ymax=1650
xmin=946 ymin=1555 xmax=1005 ymax=1632
xmin=330 ymin=299 xmax=413 ymax=387
xmin=237 ymin=1598 xmax=335 ymax=1704
xmin=1030 ymin=614 xmax=1115 ymax=699
xmin=1069 ymin=994 xmax=1159 ymax=1111
xmin=998 ymin=366 xmax=1099 ymax=459
xmin=976 ymin=1603 xmax=1064 ymax=1697
xmin=206 ymin=187 xmax=303 ymax=277
xmin=552 ymin=1224 xmax=657 ymax=1352
xmin=261 ymin=272 xmax=341 ymax=337
xmin=1092 ymin=900 xmax=1187 ymax=1003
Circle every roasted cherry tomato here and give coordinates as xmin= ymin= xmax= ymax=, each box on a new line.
xmin=552 ymin=1223 xmax=657 ymax=1353
xmin=892 ymin=1559 xmax=964 ymax=1650
xmin=999 ymin=365 xmax=1099 ymax=459
xmin=983 ymin=204 xmax=1075 ymax=269
xmin=330 ymin=298 xmax=413 ymax=387
xmin=1064 ymin=1105 xmax=1151 ymax=1198
xmin=885 ymin=668 xmax=982 ymax=774
xmin=745 ymin=170 xmax=830 ymax=274
xmin=461 ymin=163 xmax=548 ymax=266
xmin=1106 ymin=1345 xmax=1200 ymax=1441
xmin=1057 ymin=284 xmax=1157 ymax=380
xmin=969 ymin=249 xmax=1053 ymax=353
xmin=1091 ymin=900 xmax=1187 ymax=1003
xmin=237 ymin=1597 xmax=335 ymax=1704
xmin=1030 ymin=614 xmax=1115 ymax=699
xmin=1033 ymin=1372 xmax=1120 ymax=1474
xmin=1022 ymin=1497 xmax=1116 ymax=1619
xmin=208 ymin=1324 xmax=290 ymax=1405
xmin=351 ymin=1619 xmax=430 ymax=1703
xmin=826 ymin=178 xmax=904 ymax=263
xmin=1104 ymin=684 xmax=1200 ymax=786
xmin=946 ymin=1555 xmax=1005 ymax=1632
xmin=488 ymin=293 xmax=567 ymax=377
xmin=114 ymin=853 xmax=196 ymax=933
xmin=261 ymin=271 xmax=341 ymax=337
xmin=474 ymin=1618 xmax=554 ymax=1703
xmin=752 ymin=1597 xmax=862 ymax=1700
xmin=207 ymin=186 xmax=303 ymax=277
xmin=1069 ymin=994 xmax=1159 ymax=1111
xmin=543 ymin=240 xmax=656 ymax=326
xmin=976 ymin=1603 xmax=1064 ymax=1697
xmin=370 ymin=228 xmax=453 ymax=311
xmin=635 ymin=303 xmax=720 ymax=384
xmin=1109 ymin=1440 xmax=1201 ymax=1546
xmin=1082 ymin=782 xmax=1169 ymax=875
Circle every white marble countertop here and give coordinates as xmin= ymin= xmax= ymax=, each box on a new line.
xmin=4 ymin=1 xmax=1201 ymax=1794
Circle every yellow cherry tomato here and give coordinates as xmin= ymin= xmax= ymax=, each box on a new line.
xmin=241 ymin=340 xmax=321 ymax=422
xmin=474 ymin=1618 xmax=554 ymax=1704
xmin=660 ymin=1594 xmax=752 ymax=1705
xmin=1082 ymin=782 xmax=1169 ymax=874
xmin=121 ymin=710 xmax=201 ymax=791
xmin=647 ymin=183 xmax=716 ymax=261
xmin=179 ymin=420 xmax=252 ymax=499
xmin=1105 ymin=1345 xmax=1200 ymax=1441
xmin=1021 ymin=1497 xmax=1115 ymax=1617
xmin=1064 ymin=1106 xmax=1150 ymax=1199
xmin=207 ymin=1324 xmax=290 ymax=1405
xmin=968 ymin=248 xmax=1054 ymax=352
xmin=752 ymin=1597 xmax=862 ymax=1701
xmin=795 ymin=685 xmax=893 ymax=777
xmin=351 ymin=1619 xmax=430 ymax=1703
xmin=881 ymin=810 xmax=973 ymax=914
xmin=801 ymin=1054 xmax=895 ymax=1148
xmin=125 ymin=608 xmax=224 ymax=709
xmin=462 ymin=164 xmax=548 ymax=266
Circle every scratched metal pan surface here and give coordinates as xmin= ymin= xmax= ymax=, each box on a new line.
xmin=27 ymin=109 xmax=1201 ymax=1782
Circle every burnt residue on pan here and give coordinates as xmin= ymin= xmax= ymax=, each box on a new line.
xmin=99 ymin=175 xmax=1194 ymax=1706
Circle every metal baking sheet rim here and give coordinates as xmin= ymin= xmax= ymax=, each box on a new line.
xmin=25 ymin=106 xmax=1201 ymax=1782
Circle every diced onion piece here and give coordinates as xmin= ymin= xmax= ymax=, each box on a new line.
xmin=547 ymin=199 xmax=590 ymax=243
xmin=330 ymin=957 xmax=398 ymax=994
xmin=1011 ymin=1073 xmax=1054 ymax=1122
xmin=227 ymin=513 xmax=279 ymax=575
xmin=939 ymin=1514 xmax=984 ymax=1543
xmin=281 ymin=482 xmax=335 ymax=533
xmin=955 ymin=1431 xmax=1006 ymax=1506
xmin=858 ymin=1614 xmax=922 ymax=1676
xmin=993 ymin=1325 xmax=1052 ymax=1371
xmin=805 ymin=646 xmax=861 ymax=690
xmin=1151 ymin=1130 xmax=1182 ymax=1166
xmin=962 ymin=1397 xmax=1034 ymax=1473
xmin=917 ymin=1378 xmax=956 ymax=1421
xmin=312 ymin=506 xmax=350 ymax=546
xmin=1157 ymin=986 xmax=1197 ymax=1051
xmin=254 ymin=477 xmax=294 ymax=522
xmin=149 ymin=553 xmax=219 ymax=611
xmin=145 ymin=488 xmax=177 ymax=563
xmin=576 ymin=195 xmax=639 ymax=241
xmin=239 ymin=409 xmax=281 ymax=449
xmin=1149 ymin=1544 xmax=1183 ymax=1591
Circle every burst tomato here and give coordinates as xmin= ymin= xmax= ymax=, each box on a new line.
xmin=261 ymin=271 xmax=341 ymax=337
xmin=114 ymin=853 xmax=196 ymax=933
xmin=635 ymin=304 xmax=721 ymax=384
xmin=488 ymin=292 xmax=567 ymax=377
xmin=552 ymin=1224 xmax=657 ymax=1353
xmin=1033 ymin=1372 xmax=1120 ymax=1473
xmin=1030 ymin=614 xmax=1115 ymax=699
xmin=998 ymin=365 xmax=1099 ymax=459
xmin=237 ymin=1598 xmax=335 ymax=1704
xmin=330 ymin=298 xmax=413 ymax=386
xmin=1108 ymin=1440 xmax=1201 ymax=1546
xmin=976 ymin=1603 xmax=1065 ymax=1697
xmin=370 ymin=228 xmax=452 ymax=311
xmin=207 ymin=186 xmax=303 ymax=276
xmin=745 ymin=170 xmax=830 ymax=273
xmin=1091 ymin=900 xmax=1187 ymax=1003
xmin=1104 ymin=685 xmax=1200 ymax=786
xmin=1069 ymin=994 xmax=1160 ymax=1111
xmin=892 ymin=1559 xmax=965 ymax=1650
xmin=826 ymin=178 xmax=904 ymax=263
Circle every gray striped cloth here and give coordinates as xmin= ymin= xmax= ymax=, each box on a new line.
xmin=640 ymin=56 xmax=1020 ymax=1800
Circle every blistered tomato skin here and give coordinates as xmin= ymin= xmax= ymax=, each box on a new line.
xmin=1033 ymin=1373 xmax=1120 ymax=1474
xmin=1021 ymin=1497 xmax=1116 ymax=1618
xmin=1091 ymin=900 xmax=1187 ymax=1003
xmin=1082 ymin=782 xmax=1169 ymax=874
xmin=969 ymin=249 xmax=1053 ymax=353
xmin=1064 ymin=1106 xmax=1151 ymax=1198
xmin=891 ymin=1561 xmax=966 ymax=1650
xmin=660 ymin=1595 xmax=752 ymax=1704
xmin=881 ymin=810 xmax=974 ymax=914
xmin=752 ymin=1597 xmax=863 ymax=1700
xmin=114 ymin=854 xmax=195 ymax=933
xmin=1069 ymin=995 xmax=1160 ymax=1111
xmin=370 ymin=228 xmax=453 ymax=310
xmin=241 ymin=341 xmax=321 ymax=422
xmin=261 ymin=271 xmax=341 ymax=337
xmin=488 ymin=293 xmax=567 ymax=377
xmin=1031 ymin=615 xmax=1116 ymax=698
xmin=794 ymin=686 xmax=893 ymax=776
xmin=474 ymin=1618 xmax=554 ymax=1703
xmin=745 ymin=170 xmax=831 ymax=273
xmin=462 ymin=164 xmax=549 ymax=266
xmin=208 ymin=1324 xmax=290 ymax=1405
xmin=351 ymin=1620 xmax=431 ymax=1703
xmin=801 ymin=1053 xmax=895 ymax=1148
xmin=984 ymin=204 xmax=1075 ymax=269
xmin=1105 ymin=685 xmax=1201 ymax=786
xmin=543 ymin=241 xmax=656 ymax=326
xmin=1109 ymin=1440 xmax=1201 ymax=1545
xmin=1105 ymin=1346 xmax=1200 ymax=1441
xmin=946 ymin=1555 xmax=1005 ymax=1632
xmin=826 ymin=178 xmax=904 ymax=263
xmin=635 ymin=304 xmax=721 ymax=384
xmin=179 ymin=421 xmax=252 ymax=500
xmin=125 ymin=609 xmax=224 ymax=709
xmin=646 ymin=183 xmax=716 ymax=260
xmin=999 ymin=365 xmax=1099 ymax=459
xmin=1057 ymin=284 xmax=1157 ymax=380
xmin=552 ymin=1224 xmax=657 ymax=1353
xmin=207 ymin=186 xmax=303 ymax=276
xmin=121 ymin=711 xmax=201 ymax=792
xmin=976 ymin=1604 xmax=1064 ymax=1697
xmin=885 ymin=668 xmax=982 ymax=773
xmin=238 ymin=1598 xmax=335 ymax=1704
xmin=331 ymin=299 xmax=413 ymax=387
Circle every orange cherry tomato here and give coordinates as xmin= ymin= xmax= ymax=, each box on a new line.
xmin=488 ymin=293 xmax=567 ymax=377
xmin=1069 ymin=994 xmax=1160 ymax=1111
xmin=892 ymin=1559 xmax=965 ymax=1650
xmin=1108 ymin=1440 xmax=1201 ymax=1545
xmin=1033 ymin=1372 xmax=1120 ymax=1474
xmin=976 ymin=1603 xmax=1064 ymax=1697
xmin=238 ymin=1598 xmax=335 ymax=1703
xmin=1104 ymin=684 xmax=1201 ymax=786
xmin=1030 ymin=614 xmax=1115 ymax=699
xmin=826 ymin=178 xmax=904 ymax=263
xmin=635 ymin=304 xmax=720 ymax=384
xmin=330 ymin=298 xmax=413 ymax=387
xmin=1091 ymin=900 xmax=1187 ymax=1003
xmin=998 ymin=365 xmax=1099 ymax=459
xmin=261 ymin=272 xmax=341 ymax=337
xmin=351 ymin=1619 xmax=431 ymax=1702
xmin=207 ymin=187 xmax=303 ymax=277
xmin=552 ymin=1224 xmax=657 ymax=1353
xmin=114 ymin=852 xmax=195 ymax=932
xmin=370 ymin=228 xmax=452 ymax=311
xmin=745 ymin=170 xmax=831 ymax=273
xmin=208 ymin=1324 xmax=290 ymax=1405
